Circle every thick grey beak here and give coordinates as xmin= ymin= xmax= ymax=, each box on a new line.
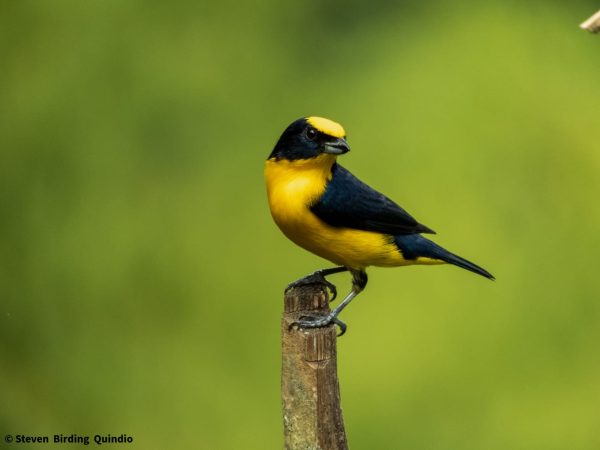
xmin=322 ymin=137 xmax=350 ymax=155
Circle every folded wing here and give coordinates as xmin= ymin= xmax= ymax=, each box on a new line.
xmin=311 ymin=164 xmax=435 ymax=235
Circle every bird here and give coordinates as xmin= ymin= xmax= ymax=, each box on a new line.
xmin=264 ymin=116 xmax=494 ymax=335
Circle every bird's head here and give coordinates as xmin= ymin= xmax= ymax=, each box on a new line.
xmin=268 ymin=117 xmax=350 ymax=161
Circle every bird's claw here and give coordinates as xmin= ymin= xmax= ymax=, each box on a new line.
xmin=289 ymin=314 xmax=347 ymax=337
xmin=285 ymin=271 xmax=338 ymax=302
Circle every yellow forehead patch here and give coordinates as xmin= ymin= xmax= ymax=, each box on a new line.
xmin=306 ymin=116 xmax=346 ymax=138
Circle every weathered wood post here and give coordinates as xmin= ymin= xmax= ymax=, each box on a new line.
xmin=281 ymin=284 xmax=348 ymax=450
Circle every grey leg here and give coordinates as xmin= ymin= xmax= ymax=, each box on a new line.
xmin=285 ymin=266 xmax=348 ymax=301
xmin=291 ymin=269 xmax=368 ymax=336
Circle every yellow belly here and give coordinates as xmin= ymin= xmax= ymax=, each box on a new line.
xmin=265 ymin=156 xmax=412 ymax=269
xmin=275 ymin=209 xmax=407 ymax=269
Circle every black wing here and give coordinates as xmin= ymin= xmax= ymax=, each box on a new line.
xmin=311 ymin=164 xmax=435 ymax=235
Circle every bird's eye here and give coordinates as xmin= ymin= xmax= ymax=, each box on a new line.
xmin=306 ymin=127 xmax=317 ymax=141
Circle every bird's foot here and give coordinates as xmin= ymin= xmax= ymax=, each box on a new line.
xmin=290 ymin=314 xmax=347 ymax=336
xmin=285 ymin=271 xmax=338 ymax=301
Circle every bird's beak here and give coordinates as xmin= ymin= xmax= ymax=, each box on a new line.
xmin=322 ymin=137 xmax=350 ymax=155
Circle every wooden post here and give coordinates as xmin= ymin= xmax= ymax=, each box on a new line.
xmin=281 ymin=284 xmax=348 ymax=450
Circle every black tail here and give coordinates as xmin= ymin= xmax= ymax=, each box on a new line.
xmin=394 ymin=234 xmax=495 ymax=280
xmin=435 ymin=248 xmax=495 ymax=280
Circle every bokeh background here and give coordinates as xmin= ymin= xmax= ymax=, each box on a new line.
xmin=1 ymin=1 xmax=599 ymax=449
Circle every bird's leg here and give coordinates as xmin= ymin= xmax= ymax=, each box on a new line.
xmin=291 ymin=269 xmax=368 ymax=336
xmin=285 ymin=266 xmax=348 ymax=302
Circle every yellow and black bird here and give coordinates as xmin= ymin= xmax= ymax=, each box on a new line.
xmin=265 ymin=116 xmax=493 ymax=334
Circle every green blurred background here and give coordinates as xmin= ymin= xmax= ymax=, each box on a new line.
xmin=1 ymin=1 xmax=599 ymax=448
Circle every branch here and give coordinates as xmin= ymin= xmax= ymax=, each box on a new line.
xmin=281 ymin=284 xmax=348 ymax=450
xmin=580 ymin=10 xmax=600 ymax=33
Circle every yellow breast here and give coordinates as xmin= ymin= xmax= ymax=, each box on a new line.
xmin=264 ymin=155 xmax=407 ymax=269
